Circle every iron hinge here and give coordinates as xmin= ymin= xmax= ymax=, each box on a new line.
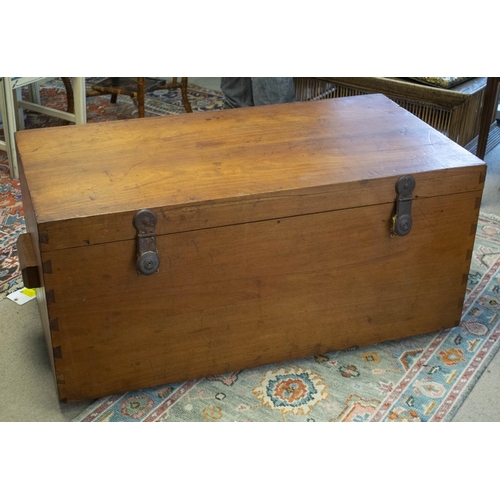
xmin=133 ymin=209 xmax=160 ymax=275
xmin=390 ymin=175 xmax=415 ymax=237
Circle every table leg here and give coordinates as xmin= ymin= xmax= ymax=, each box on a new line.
xmin=181 ymin=77 xmax=192 ymax=113
xmin=137 ymin=77 xmax=145 ymax=118
xmin=476 ymin=77 xmax=500 ymax=160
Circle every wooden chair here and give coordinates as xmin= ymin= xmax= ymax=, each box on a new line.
xmin=89 ymin=77 xmax=193 ymax=117
xmin=156 ymin=78 xmax=193 ymax=114
xmin=0 ymin=77 xmax=86 ymax=179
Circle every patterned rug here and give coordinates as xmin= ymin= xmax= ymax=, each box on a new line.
xmin=0 ymin=155 xmax=25 ymax=295
xmin=0 ymin=78 xmax=224 ymax=297
xmin=19 ymin=77 xmax=224 ymax=128
xmin=74 ymin=214 xmax=500 ymax=422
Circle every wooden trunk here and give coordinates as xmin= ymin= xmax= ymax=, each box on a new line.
xmin=16 ymin=94 xmax=486 ymax=402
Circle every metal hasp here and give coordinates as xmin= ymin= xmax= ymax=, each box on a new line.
xmin=390 ymin=175 xmax=416 ymax=237
xmin=133 ymin=209 xmax=160 ymax=275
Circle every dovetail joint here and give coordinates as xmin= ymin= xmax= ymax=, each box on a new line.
xmin=46 ymin=289 xmax=55 ymax=303
xmin=39 ymin=231 xmax=49 ymax=244
xmin=42 ymin=260 xmax=52 ymax=274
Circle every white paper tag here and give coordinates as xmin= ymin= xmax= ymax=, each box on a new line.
xmin=7 ymin=287 xmax=37 ymax=305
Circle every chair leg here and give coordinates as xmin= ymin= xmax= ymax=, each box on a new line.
xmin=476 ymin=77 xmax=500 ymax=160
xmin=61 ymin=77 xmax=74 ymax=126
xmin=63 ymin=77 xmax=87 ymax=125
xmin=28 ymin=81 xmax=42 ymax=105
xmin=14 ymin=87 xmax=25 ymax=130
xmin=62 ymin=77 xmax=75 ymax=115
xmin=0 ymin=78 xmax=20 ymax=179
xmin=181 ymin=77 xmax=192 ymax=113
xmin=137 ymin=77 xmax=145 ymax=118
xmin=72 ymin=78 xmax=87 ymax=124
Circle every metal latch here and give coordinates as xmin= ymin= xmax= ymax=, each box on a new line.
xmin=390 ymin=175 xmax=416 ymax=237
xmin=133 ymin=209 xmax=160 ymax=275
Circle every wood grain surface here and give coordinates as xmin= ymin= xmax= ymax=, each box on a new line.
xmin=42 ymin=191 xmax=480 ymax=400
xmin=16 ymin=94 xmax=484 ymax=246
xmin=16 ymin=233 xmax=40 ymax=289
xmin=15 ymin=94 xmax=487 ymax=400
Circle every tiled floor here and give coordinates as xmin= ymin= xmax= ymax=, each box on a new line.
xmin=1 ymin=78 xmax=499 ymax=421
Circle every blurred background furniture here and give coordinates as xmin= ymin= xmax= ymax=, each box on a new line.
xmin=294 ymin=77 xmax=500 ymax=156
xmin=0 ymin=77 xmax=86 ymax=179
xmin=476 ymin=77 xmax=500 ymax=160
xmin=156 ymin=78 xmax=192 ymax=113
xmin=89 ymin=77 xmax=192 ymax=117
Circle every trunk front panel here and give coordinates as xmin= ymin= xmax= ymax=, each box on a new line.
xmin=42 ymin=190 xmax=480 ymax=400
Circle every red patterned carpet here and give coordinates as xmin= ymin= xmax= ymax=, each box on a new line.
xmin=0 ymin=156 xmax=24 ymax=294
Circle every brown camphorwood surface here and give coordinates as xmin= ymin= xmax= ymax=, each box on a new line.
xmin=16 ymin=94 xmax=486 ymax=401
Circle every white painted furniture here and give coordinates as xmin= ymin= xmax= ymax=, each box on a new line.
xmin=0 ymin=77 xmax=86 ymax=179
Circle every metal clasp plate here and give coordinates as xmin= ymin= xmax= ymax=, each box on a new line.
xmin=133 ymin=209 xmax=160 ymax=275
xmin=390 ymin=175 xmax=416 ymax=238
